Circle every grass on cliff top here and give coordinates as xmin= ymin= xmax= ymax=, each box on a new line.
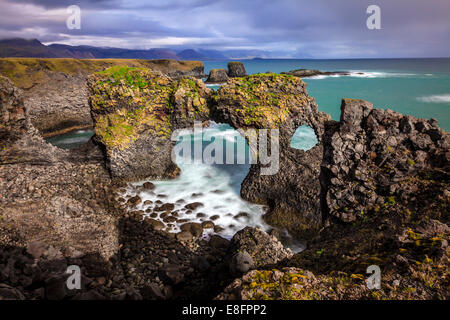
xmin=0 ymin=58 xmax=203 ymax=89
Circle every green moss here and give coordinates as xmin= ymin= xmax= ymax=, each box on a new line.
xmin=215 ymin=73 xmax=307 ymax=128
xmin=91 ymin=67 xmax=174 ymax=149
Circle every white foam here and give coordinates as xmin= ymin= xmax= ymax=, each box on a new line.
xmin=417 ymin=94 xmax=450 ymax=103
xmin=121 ymin=124 xmax=270 ymax=239
xmin=307 ymin=71 xmax=418 ymax=80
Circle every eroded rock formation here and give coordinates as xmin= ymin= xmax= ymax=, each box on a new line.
xmin=321 ymin=98 xmax=449 ymax=222
xmin=211 ymin=73 xmax=330 ymax=237
xmin=206 ymin=69 xmax=229 ymax=83
xmin=0 ymin=75 xmax=119 ymax=259
xmin=88 ymin=67 xmax=212 ymax=181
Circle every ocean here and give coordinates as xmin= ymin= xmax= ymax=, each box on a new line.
xmin=204 ymin=58 xmax=450 ymax=132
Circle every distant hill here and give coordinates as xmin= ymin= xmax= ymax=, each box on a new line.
xmin=177 ymin=49 xmax=206 ymax=60
xmin=0 ymin=38 xmax=182 ymax=60
xmin=0 ymin=38 xmax=275 ymax=60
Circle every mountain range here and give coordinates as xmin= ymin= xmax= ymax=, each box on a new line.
xmin=0 ymin=38 xmax=270 ymax=60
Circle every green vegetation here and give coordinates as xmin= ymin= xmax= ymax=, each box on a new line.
xmin=214 ymin=73 xmax=308 ymax=128
xmin=90 ymin=66 xmax=174 ymax=150
xmin=0 ymin=57 xmax=203 ymax=89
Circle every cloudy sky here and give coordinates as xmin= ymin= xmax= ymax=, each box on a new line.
xmin=0 ymin=0 xmax=449 ymax=58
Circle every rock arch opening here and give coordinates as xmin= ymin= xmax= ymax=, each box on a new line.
xmin=290 ymin=125 xmax=318 ymax=151
xmin=45 ymin=129 xmax=94 ymax=149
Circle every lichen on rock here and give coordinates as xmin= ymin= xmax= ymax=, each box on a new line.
xmin=88 ymin=66 xmax=177 ymax=180
xmin=171 ymin=77 xmax=212 ymax=129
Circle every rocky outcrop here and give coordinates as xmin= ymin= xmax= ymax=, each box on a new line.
xmin=171 ymin=77 xmax=212 ymax=129
xmin=88 ymin=67 xmax=212 ymax=180
xmin=88 ymin=66 xmax=178 ymax=181
xmin=281 ymin=69 xmax=353 ymax=78
xmin=227 ymin=227 xmax=292 ymax=275
xmin=205 ymin=69 xmax=229 ymax=83
xmin=321 ymin=98 xmax=449 ymax=222
xmin=217 ymin=267 xmax=357 ymax=300
xmin=211 ymin=73 xmax=330 ymax=237
xmin=0 ymin=76 xmax=27 ymax=144
xmin=0 ymin=76 xmax=120 ymax=259
xmin=227 ymin=62 xmax=247 ymax=77
xmin=0 ymin=75 xmax=64 ymax=165
xmin=0 ymin=58 xmax=205 ymax=136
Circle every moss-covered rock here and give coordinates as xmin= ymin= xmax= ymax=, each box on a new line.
xmin=88 ymin=68 xmax=213 ymax=180
xmin=0 ymin=58 xmax=205 ymax=135
xmin=171 ymin=77 xmax=212 ymax=129
xmin=88 ymin=66 xmax=178 ymax=180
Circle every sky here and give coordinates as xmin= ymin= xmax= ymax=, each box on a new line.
xmin=0 ymin=0 xmax=449 ymax=58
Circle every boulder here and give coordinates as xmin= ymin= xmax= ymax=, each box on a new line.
xmin=205 ymin=69 xmax=229 ymax=83
xmin=227 ymin=62 xmax=247 ymax=77
xmin=227 ymin=227 xmax=293 ymax=273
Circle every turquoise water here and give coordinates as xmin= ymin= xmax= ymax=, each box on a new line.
xmin=204 ymin=58 xmax=450 ymax=131
xmin=124 ymin=122 xmax=306 ymax=250
xmin=45 ymin=129 xmax=94 ymax=149
xmin=290 ymin=125 xmax=318 ymax=150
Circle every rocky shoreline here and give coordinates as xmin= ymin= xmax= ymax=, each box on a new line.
xmin=0 ymin=59 xmax=448 ymax=300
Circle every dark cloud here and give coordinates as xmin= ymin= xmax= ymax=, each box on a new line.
xmin=0 ymin=0 xmax=449 ymax=57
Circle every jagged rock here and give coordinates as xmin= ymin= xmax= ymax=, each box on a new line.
xmin=205 ymin=69 xmax=229 ymax=83
xmin=227 ymin=227 xmax=293 ymax=272
xmin=0 ymin=76 xmax=27 ymax=142
xmin=0 ymin=76 xmax=120 ymax=260
xmin=171 ymin=77 xmax=212 ymax=129
xmin=227 ymin=62 xmax=247 ymax=77
xmin=321 ymin=98 xmax=450 ymax=222
xmin=211 ymin=74 xmax=330 ymax=236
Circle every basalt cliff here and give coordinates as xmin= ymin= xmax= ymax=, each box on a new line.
xmin=0 ymin=62 xmax=448 ymax=300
